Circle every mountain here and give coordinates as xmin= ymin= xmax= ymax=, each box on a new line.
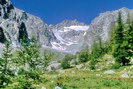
xmin=49 ymin=20 xmax=89 ymax=53
xmin=0 ymin=0 xmax=57 ymax=50
xmin=0 ymin=0 xmax=132 ymax=54
xmin=84 ymin=8 xmax=133 ymax=47
xmin=50 ymin=8 xmax=133 ymax=54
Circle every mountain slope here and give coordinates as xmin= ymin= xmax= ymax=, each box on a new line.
xmin=49 ymin=20 xmax=89 ymax=53
xmin=84 ymin=8 xmax=133 ymax=47
xmin=0 ymin=0 xmax=57 ymax=49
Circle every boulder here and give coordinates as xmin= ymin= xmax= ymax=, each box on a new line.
xmin=70 ymin=60 xmax=76 ymax=67
xmin=104 ymin=70 xmax=115 ymax=74
xmin=41 ymin=86 xmax=46 ymax=89
xmin=47 ymin=61 xmax=61 ymax=71
xmin=76 ymin=64 xmax=84 ymax=70
xmin=57 ymin=69 xmax=66 ymax=74
xmin=121 ymin=73 xmax=129 ymax=78
xmin=55 ymin=86 xmax=62 ymax=89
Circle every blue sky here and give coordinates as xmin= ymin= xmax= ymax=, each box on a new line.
xmin=11 ymin=0 xmax=133 ymax=24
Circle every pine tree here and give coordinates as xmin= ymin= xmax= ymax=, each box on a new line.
xmin=90 ymin=37 xmax=103 ymax=60
xmin=0 ymin=41 xmax=12 ymax=87
xmin=112 ymin=12 xmax=130 ymax=66
xmin=123 ymin=15 xmax=133 ymax=63
xmin=16 ymin=37 xmax=41 ymax=71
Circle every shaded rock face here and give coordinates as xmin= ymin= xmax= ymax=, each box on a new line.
xmin=18 ymin=22 xmax=28 ymax=43
xmin=0 ymin=0 xmax=7 ymax=5
xmin=0 ymin=0 xmax=14 ymax=19
xmin=0 ymin=27 xmax=6 ymax=43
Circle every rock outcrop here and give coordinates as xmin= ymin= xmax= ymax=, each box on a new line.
xmin=0 ymin=0 xmax=57 ymax=49
xmin=84 ymin=8 xmax=133 ymax=48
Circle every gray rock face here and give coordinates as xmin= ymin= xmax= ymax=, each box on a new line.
xmin=50 ymin=20 xmax=89 ymax=53
xmin=46 ymin=61 xmax=61 ymax=71
xmin=50 ymin=8 xmax=133 ymax=54
xmin=84 ymin=8 xmax=133 ymax=47
xmin=0 ymin=0 xmax=57 ymax=50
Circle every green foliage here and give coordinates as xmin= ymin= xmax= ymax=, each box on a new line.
xmin=89 ymin=59 xmax=97 ymax=70
xmin=123 ymin=18 xmax=133 ymax=60
xmin=61 ymin=54 xmax=75 ymax=69
xmin=12 ymin=75 xmax=35 ymax=89
xmin=111 ymin=63 xmax=121 ymax=69
xmin=0 ymin=41 xmax=13 ymax=87
xmin=112 ymin=12 xmax=132 ymax=66
xmin=43 ymin=50 xmax=54 ymax=69
xmin=77 ymin=37 xmax=111 ymax=70
xmin=78 ymin=49 xmax=89 ymax=63
xmin=15 ymin=37 xmax=41 ymax=71
xmin=90 ymin=37 xmax=103 ymax=60
xmin=18 ymin=69 xmax=41 ymax=81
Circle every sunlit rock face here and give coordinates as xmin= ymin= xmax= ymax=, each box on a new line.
xmin=84 ymin=8 xmax=133 ymax=48
xmin=0 ymin=0 xmax=57 ymax=49
xmin=49 ymin=8 xmax=133 ymax=54
xmin=49 ymin=20 xmax=89 ymax=53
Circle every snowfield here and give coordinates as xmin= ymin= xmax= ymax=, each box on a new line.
xmin=64 ymin=26 xmax=89 ymax=31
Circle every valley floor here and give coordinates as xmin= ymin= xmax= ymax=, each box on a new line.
xmin=4 ymin=55 xmax=133 ymax=89
xmin=39 ymin=65 xmax=133 ymax=89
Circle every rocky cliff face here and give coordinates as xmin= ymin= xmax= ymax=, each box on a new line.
xmin=50 ymin=8 xmax=133 ymax=54
xmin=0 ymin=0 xmax=57 ymax=49
xmin=49 ymin=20 xmax=89 ymax=53
xmin=84 ymin=8 xmax=133 ymax=48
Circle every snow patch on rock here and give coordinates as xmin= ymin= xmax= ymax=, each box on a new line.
xmin=64 ymin=26 xmax=89 ymax=31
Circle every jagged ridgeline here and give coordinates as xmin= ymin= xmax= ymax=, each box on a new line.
xmin=0 ymin=0 xmax=56 ymax=49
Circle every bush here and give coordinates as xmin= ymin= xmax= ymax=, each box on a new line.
xmin=78 ymin=50 xmax=89 ymax=63
xmin=18 ymin=69 xmax=40 ymax=80
xmin=111 ymin=63 xmax=121 ymax=69
xmin=61 ymin=54 xmax=75 ymax=69
xmin=12 ymin=76 xmax=35 ymax=89
xmin=25 ymin=71 xmax=40 ymax=80
xmin=89 ymin=59 xmax=97 ymax=70
xmin=0 ymin=75 xmax=10 ymax=88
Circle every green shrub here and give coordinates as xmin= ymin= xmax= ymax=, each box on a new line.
xmin=0 ymin=41 xmax=13 ymax=88
xmin=111 ymin=63 xmax=121 ymax=69
xmin=61 ymin=54 xmax=75 ymax=69
xmin=78 ymin=50 xmax=89 ymax=63
xmin=89 ymin=59 xmax=97 ymax=70
xmin=18 ymin=69 xmax=41 ymax=81
xmin=12 ymin=76 xmax=35 ymax=89
xmin=61 ymin=58 xmax=71 ymax=69
xmin=25 ymin=71 xmax=40 ymax=80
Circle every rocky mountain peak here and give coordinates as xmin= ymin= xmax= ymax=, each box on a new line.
xmin=84 ymin=8 xmax=133 ymax=48
xmin=56 ymin=19 xmax=85 ymax=27
xmin=0 ymin=0 xmax=10 ymax=5
xmin=0 ymin=0 xmax=57 ymax=51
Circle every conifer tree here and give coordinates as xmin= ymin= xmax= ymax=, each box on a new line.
xmin=16 ymin=37 xmax=41 ymax=71
xmin=112 ymin=12 xmax=130 ymax=65
xmin=0 ymin=41 xmax=12 ymax=87
xmin=123 ymin=15 xmax=133 ymax=63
